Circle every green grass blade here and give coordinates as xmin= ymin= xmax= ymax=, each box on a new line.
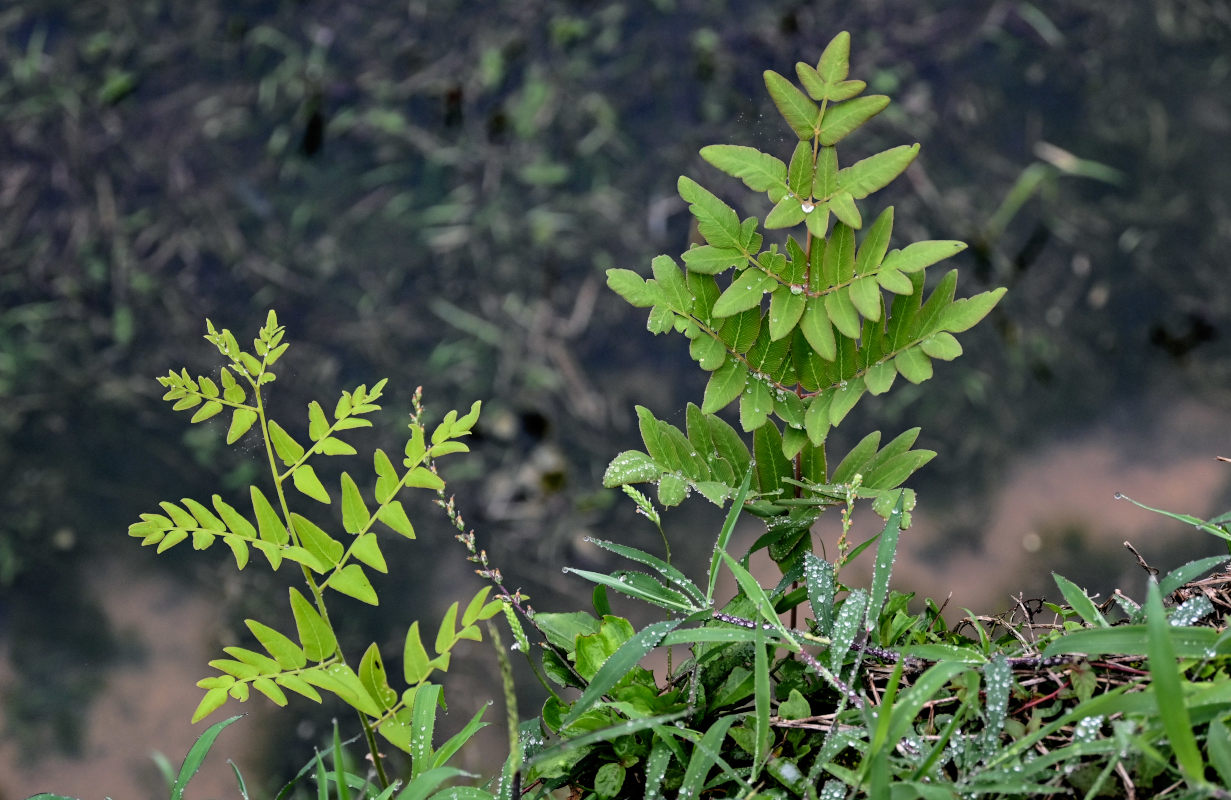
xmin=1115 ymin=493 xmax=1231 ymax=546
xmin=585 ymin=537 xmax=706 ymax=605
xmin=393 ymin=766 xmax=473 ymax=800
xmin=1208 ymin=717 xmax=1231 ymax=787
xmin=752 ymin=619 xmax=770 ymax=781
xmin=562 ymin=567 xmax=699 ymax=613
xmin=1145 ymin=578 xmax=1205 ymax=784
xmin=332 ymin=721 xmax=351 ymax=800
xmin=524 ymin=711 xmax=687 ymax=773
xmin=227 ymin=759 xmax=251 ymax=800
xmin=709 ymin=467 xmax=753 ymax=604
xmin=1052 ymin=572 xmax=1110 ymax=627
xmin=865 ymin=491 xmax=905 ymax=632
xmin=1042 ymin=624 xmax=1220 ymax=658
xmin=1159 ymin=555 xmax=1231 ymax=597
xmin=720 ymin=552 xmax=799 ymax=649
xmin=171 ymin=714 xmax=244 ymax=800
xmin=411 ymin=683 xmax=442 ymax=780
xmin=679 ymin=715 xmax=740 ymax=798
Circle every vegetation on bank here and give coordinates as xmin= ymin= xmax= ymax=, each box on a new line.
xmin=28 ymin=30 xmax=1231 ymax=800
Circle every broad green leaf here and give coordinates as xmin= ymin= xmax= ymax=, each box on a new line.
xmin=1053 ymin=573 xmax=1109 ymax=627
xmin=606 ymin=268 xmax=656 ymax=307
xmin=828 ymin=191 xmax=862 ymax=229
xmin=920 ymin=331 xmax=962 ymax=360
xmin=819 ymin=95 xmax=890 ymax=146
xmin=681 ymin=245 xmax=744 ymax=275
xmin=435 ymin=601 xmax=460 ymax=655
xmin=824 ymin=289 xmax=861 ymax=339
xmin=190 ymin=399 xmax=223 ymax=423
xmin=403 ymin=621 xmax=431 ymax=684
xmin=786 ymin=140 xmax=814 ymax=198
xmin=864 ymin=451 xmax=934 ymax=490
xmin=339 ymin=472 xmax=369 ymax=534
xmin=561 ymin=620 xmax=681 ymax=729
xmin=689 ymin=333 xmax=727 ymax=370
xmin=832 ymin=431 xmax=881 ymax=483
xmin=864 ymin=361 xmax=897 ymax=395
xmin=938 ymin=287 xmax=1008 ymax=333
xmin=252 ymin=678 xmax=288 ymax=707
xmin=647 ymin=305 xmax=675 ymax=334
xmin=350 ymin=533 xmax=388 ymax=572
xmin=250 ymin=486 xmax=289 ymax=546
xmin=700 ymin=144 xmax=787 ymax=193
xmin=768 ymin=286 xmax=806 ymax=340
xmin=404 ymin=466 xmax=445 ymax=490
xmin=651 ymin=255 xmax=691 ymax=311
xmin=828 ymin=377 xmax=865 ymax=425
xmin=838 ymin=145 xmax=920 ymax=199
xmin=739 ymin=379 xmax=772 ymax=432
xmin=817 ymin=31 xmax=851 ymax=82
xmin=764 ymin=195 xmax=808 ymax=229
xmin=702 ymin=359 xmax=748 ymax=414
xmin=881 ymin=240 xmax=967 ymax=274
xmin=876 ymin=267 xmax=913 ymax=295
xmin=763 ymin=69 xmax=820 ymax=140
xmin=226 ymin=408 xmax=258 ymax=444
xmin=292 ymin=513 xmax=344 ymax=567
xmin=658 ymin=473 xmax=687 ymax=506
xmin=894 ymin=347 xmax=933 ymax=384
xmin=212 ymin=496 xmax=256 ymax=539
xmin=712 ymin=268 xmax=774 ymax=318
xmin=373 ymin=448 xmax=400 ymax=504
xmin=678 ymin=176 xmax=741 ymax=250
xmin=848 ymin=276 xmax=882 ymax=322
xmin=291 ymin=464 xmax=331 ymax=503
xmin=855 ymin=207 xmax=894 ymax=275
xmin=797 ymin=62 xmax=865 ymax=101
xmin=301 ymin=664 xmax=381 ymax=717
xmin=290 ymin=587 xmax=337 ymax=661
xmin=189 ymin=687 xmax=232 ymax=723
xmin=246 ymin=619 xmax=307 ymax=669
xmin=376 ymin=501 xmax=414 ymax=538
xmin=328 ymin=563 xmax=378 ymax=605
xmin=804 ymin=392 xmax=832 ymax=445
xmin=603 ymin=450 xmax=661 ymax=486
xmin=823 ymin=221 xmax=856 ymax=283
xmin=718 ymin=307 xmax=761 ymax=353
xmin=267 ymin=420 xmax=305 ymax=465
xmin=307 ymin=401 xmax=329 ymax=442
xmin=318 ymin=437 xmax=357 ymax=456
xmin=799 ymin=298 xmax=837 ymax=361
xmin=223 ymin=536 xmax=249 ymax=569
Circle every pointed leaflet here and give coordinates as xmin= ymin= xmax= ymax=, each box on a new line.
xmin=212 ymin=496 xmax=256 ymax=540
xmin=763 ymin=70 xmax=820 ymax=140
xmin=678 ymin=176 xmax=741 ymax=250
xmin=290 ymin=587 xmax=336 ymax=661
xmin=291 ymin=513 xmax=344 ymax=568
xmin=227 ymin=409 xmax=258 ymax=444
xmin=786 ymin=140 xmax=814 ymax=199
xmin=700 ymin=145 xmax=788 ymax=195
xmin=829 ymin=191 xmax=862 ymax=229
xmin=689 ymin=333 xmax=726 ymax=370
xmin=740 ymin=379 xmax=773 ymax=432
xmin=712 ymin=268 xmax=775 ymax=317
xmin=359 ymin=643 xmax=397 ymax=711
xmin=894 ymin=347 xmax=933 ymax=384
xmin=768 ymin=286 xmax=806 ymax=340
xmin=606 ymin=268 xmax=657 ymax=307
xmin=250 ymin=486 xmax=288 ymax=546
xmin=651 ymin=255 xmax=692 ymax=311
xmin=799 ymin=298 xmax=837 ymax=361
xmin=938 ymin=287 xmax=1007 ymax=333
xmin=340 ymin=472 xmax=370 ymax=534
xmin=864 ymin=360 xmax=897 ymax=395
xmin=682 ymin=245 xmax=744 ymax=275
xmin=372 ymin=448 xmax=400 ymax=504
xmin=764 ymin=195 xmax=808 ymax=229
xmin=818 ymin=95 xmax=890 ymax=146
xmin=267 ymin=420 xmax=305 ymax=465
xmin=848 ymin=276 xmax=882 ymax=322
xmin=823 ymin=221 xmax=856 ymax=283
xmin=328 ymin=563 xmax=378 ymax=605
xmin=797 ymin=65 xmax=866 ymax=102
xmin=702 ymin=358 xmax=748 ymax=414
xmin=307 ymin=401 xmax=329 ymax=442
xmin=350 ymin=533 xmax=388 ymax=573
xmin=291 ymin=464 xmax=331 ymax=503
xmin=880 ymin=240 xmax=966 ymax=274
xmin=824 ymin=288 xmax=861 ymax=339
xmin=246 ymin=619 xmax=307 ymax=669
xmin=855 ymin=207 xmax=894 ymax=275
xmin=817 ymin=31 xmax=851 ymax=82
xmin=376 ymin=501 xmax=414 ymax=538
xmin=839 ymin=145 xmax=920 ymax=199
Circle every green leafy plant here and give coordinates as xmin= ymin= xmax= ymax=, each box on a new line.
xmin=29 ymin=29 xmax=1231 ymax=800
xmin=132 ymin=311 xmax=505 ymax=794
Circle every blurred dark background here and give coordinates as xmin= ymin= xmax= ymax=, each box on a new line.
xmin=3 ymin=0 xmax=1230 ymax=795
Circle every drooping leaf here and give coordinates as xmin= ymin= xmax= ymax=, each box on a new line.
xmin=351 ymin=533 xmax=388 ymax=572
xmin=226 ymin=408 xmax=258 ymax=444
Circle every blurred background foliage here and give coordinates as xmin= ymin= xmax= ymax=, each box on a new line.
xmin=2 ymin=0 xmax=1231 ymax=784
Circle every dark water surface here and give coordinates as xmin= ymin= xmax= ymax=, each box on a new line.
xmin=2 ymin=2 xmax=1230 ymax=795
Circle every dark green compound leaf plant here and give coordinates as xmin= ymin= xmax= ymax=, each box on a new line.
xmin=602 ymin=30 xmax=1004 ymax=575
